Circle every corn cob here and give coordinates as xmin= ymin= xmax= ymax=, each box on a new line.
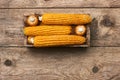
xmin=75 ymin=25 xmax=86 ymax=36
xmin=24 ymin=25 xmax=72 ymax=36
xmin=28 ymin=35 xmax=86 ymax=47
xmin=41 ymin=13 xmax=92 ymax=25
xmin=26 ymin=15 xmax=39 ymax=26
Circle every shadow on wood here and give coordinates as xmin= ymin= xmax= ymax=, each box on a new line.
xmin=27 ymin=47 xmax=88 ymax=56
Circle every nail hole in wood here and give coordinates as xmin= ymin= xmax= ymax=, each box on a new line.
xmin=92 ymin=66 xmax=99 ymax=73
xmin=4 ymin=59 xmax=12 ymax=66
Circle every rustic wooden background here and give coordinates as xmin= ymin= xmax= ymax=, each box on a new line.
xmin=0 ymin=0 xmax=120 ymax=80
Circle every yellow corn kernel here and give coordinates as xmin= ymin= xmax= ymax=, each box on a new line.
xmin=28 ymin=35 xmax=86 ymax=47
xmin=42 ymin=13 xmax=92 ymax=25
xmin=24 ymin=25 xmax=72 ymax=36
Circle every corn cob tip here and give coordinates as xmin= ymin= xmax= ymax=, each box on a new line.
xmin=85 ymin=14 xmax=92 ymax=23
xmin=28 ymin=37 xmax=34 ymax=44
xmin=75 ymin=25 xmax=86 ymax=36
xmin=26 ymin=15 xmax=39 ymax=26
xmin=23 ymin=28 xmax=29 ymax=36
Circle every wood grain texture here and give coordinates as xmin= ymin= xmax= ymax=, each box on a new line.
xmin=0 ymin=1 xmax=120 ymax=79
xmin=1 ymin=47 xmax=120 ymax=80
xmin=0 ymin=0 xmax=120 ymax=8
xmin=0 ymin=9 xmax=120 ymax=47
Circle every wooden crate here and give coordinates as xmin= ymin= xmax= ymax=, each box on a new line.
xmin=23 ymin=13 xmax=90 ymax=47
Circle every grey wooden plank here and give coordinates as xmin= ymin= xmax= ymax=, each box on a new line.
xmin=0 ymin=0 xmax=120 ymax=8
xmin=2 ymin=74 xmax=120 ymax=80
xmin=0 ymin=9 xmax=120 ymax=47
xmin=1 ymin=47 xmax=120 ymax=80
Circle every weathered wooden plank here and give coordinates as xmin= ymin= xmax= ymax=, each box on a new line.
xmin=0 ymin=50 xmax=1 ymax=80
xmin=2 ymin=74 xmax=120 ymax=80
xmin=0 ymin=0 xmax=120 ymax=8
xmin=1 ymin=47 xmax=120 ymax=80
xmin=0 ymin=9 xmax=120 ymax=47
